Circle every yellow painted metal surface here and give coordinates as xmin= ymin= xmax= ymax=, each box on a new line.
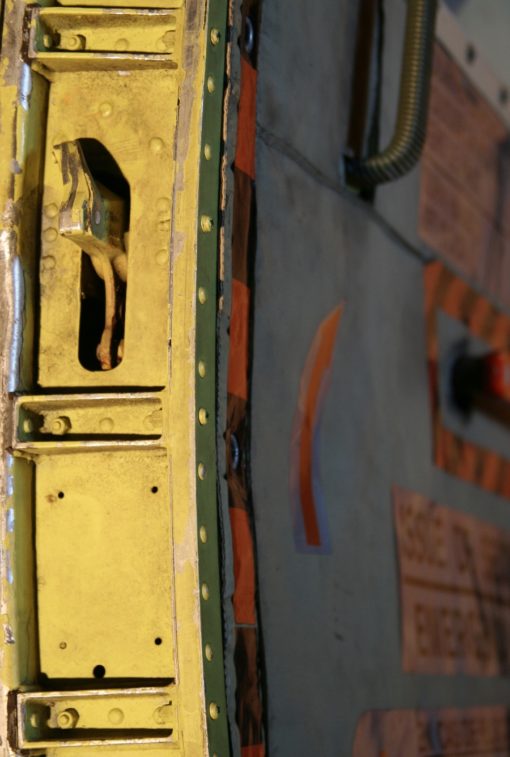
xmin=0 ymin=0 xmax=219 ymax=752
xmin=18 ymin=688 xmax=176 ymax=747
xmin=38 ymin=66 xmax=178 ymax=386
xmin=30 ymin=7 xmax=178 ymax=58
xmin=37 ymin=451 xmax=174 ymax=679
xmin=16 ymin=394 xmax=164 ymax=440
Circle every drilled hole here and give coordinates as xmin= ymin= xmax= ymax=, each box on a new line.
xmin=151 ymin=486 xmax=159 ymax=494
xmin=93 ymin=664 xmax=106 ymax=679
xmin=57 ymin=491 xmax=65 ymax=499
xmin=154 ymin=637 xmax=163 ymax=646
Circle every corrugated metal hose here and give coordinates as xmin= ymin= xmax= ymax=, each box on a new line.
xmin=345 ymin=0 xmax=438 ymax=189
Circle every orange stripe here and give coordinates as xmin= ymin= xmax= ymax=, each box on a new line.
xmin=299 ymin=305 xmax=343 ymax=546
xmin=425 ymin=263 xmax=510 ymax=499
xmin=456 ymin=440 xmax=477 ymax=481
xmin=228 ymin=279 xmax=250 ymax=400
xmin=480 ymin=451 xmax=501 ymax=492
xmin=423 ymin=261 xmax=445 ymax=315
xmin=424 ymin=263 xmax=454 ymax=360
xmin=458 ymin=286 xmax=477 ymax=324
xmin=230 ymin=507 xmax=257 ymax=625
xmin=242 ymin=746 xmax=265 ymax=757
xmin=235 ymin=58 xmax=257 ymax=179
xmin=436 ymin=426 xmax=455 ymax=471
xmin=426 ymin=262 xmax=455 ymax=313
xmin=480 ymin=306 xmax=497 ymax=342
xmin=468 ymin=294 xmax=491 ymax=337
xmin=441 ymin=276 xmax=468 ymax=319
xmin=500 ymin=461 xmax=510 ymax=499
xmin=489 ymin=313 xmax=509 ymax=350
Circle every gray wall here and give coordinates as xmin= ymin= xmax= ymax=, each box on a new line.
xmin=250 ymin=1 xmax=510 ymax=754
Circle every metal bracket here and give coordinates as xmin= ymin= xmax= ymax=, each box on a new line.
xmin=17 ymin=688 xmax=176 ymax=748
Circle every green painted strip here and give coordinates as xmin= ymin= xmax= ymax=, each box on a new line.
xmin=196 ymin=1 xmax=230 ymax=755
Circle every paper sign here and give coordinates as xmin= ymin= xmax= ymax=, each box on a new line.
xmin=353 ymin=707 xmax=510 ymax=756
xmin=394 ymin=486 xmax=510 ymax=676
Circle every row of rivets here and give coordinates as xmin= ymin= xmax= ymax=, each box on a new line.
xmin=196 ymin=15 xmax=227 ymax=754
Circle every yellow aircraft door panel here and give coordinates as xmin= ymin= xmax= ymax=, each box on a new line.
xmin=36 ymin=451 xmax=175 ymax=680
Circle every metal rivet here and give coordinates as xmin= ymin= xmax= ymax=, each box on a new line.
xmin=150 ymin=137 xmax=164 ymax=154
xmin=99 ymin=102 xmax=112 ymax=118
xmin=41 ymin=255 xmax=56 ymax=271
xmin=198 ymin=287 xmax=207 ymax=304
xmin=51 ymin=416 xmax=71 ymax=436
xmin=156 ymin=196 xmax=171 ymax=213
xmin=29 ymin=713 xmax=40 ymax=728
xmin=210 ymin=28 xmax=221 ymax=46
xmin=209 ymin=702 xmax=219 ymax=720
xmin=43 ymin=228 xmax=58 ymax=243
xmin=114 ymin=38 xmax=129 ymax=51
xmin=198 ymin=360 xmax=206 ymax=378
xmin=66 ymin=35 xmax=83 ymax=50
xmin=57 ymin=709 xmax=79 ymax=729
xmin=99 ymin=417 xmax=114 ymax=433
xmin=59 ymin=641 xmax=67 ymax=650
xmin=205 ymin=643 xmax=213 ymax=661
xmin=198 ymin=408 xmax=208 ymax=425
xmin=156 ymin=30 xmax=173 ymax=51
xmin=201 ymin=215 xmax=213 ymax=232
xmin=156 ymin=249 xmax=168 ymax=266
xmin=207 ymin=76 xmax=215 ymax=93
xmin=108 ymin=708 xmax=124 ymax=725
xmin=198 ymin=463 xmax=206 ymax=480
xmin=22 ymin=419 xmax=33 ymax=433
xmin=199 ymin=526 xmax=208 ymax=543
xmin=153 ymin=704 xmax=172 ymax=725
xmin=44 ymin=203 xmax=59 ymax=218
xmin=204 ymin=144 xmax=212 ymax=160
xmin=201 ymin=583 xmax=210 ymax=601
xmin=43 ymin=34 xmax=53 ymax=49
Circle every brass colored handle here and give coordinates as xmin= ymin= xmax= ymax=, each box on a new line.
xmin=345 ymin=0 xmax=438 ymax=188
xmin=55 ymin=140 xmax=128 ymax=370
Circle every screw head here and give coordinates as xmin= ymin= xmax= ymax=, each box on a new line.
xmin=56 ymin=708 xmax=79 ymax=729
xmin=50 ymin=416 xmax=71 ymax=436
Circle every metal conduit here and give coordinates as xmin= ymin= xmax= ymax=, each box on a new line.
xmin=345 ymin=0 xmax=438 ymax=189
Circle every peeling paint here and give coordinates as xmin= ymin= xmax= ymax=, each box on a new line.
xmin=5 ymin=551 xmax=13 ymax=585
xmin=7 ymin=255 xmax=23 ymax=393
xmin=5 ymin=510 xmax=14 ymax=534
xmin=19 ymin=64 xmax=32 ymax=111
xmin=3 ymin=626 xmax=15 ymax=645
